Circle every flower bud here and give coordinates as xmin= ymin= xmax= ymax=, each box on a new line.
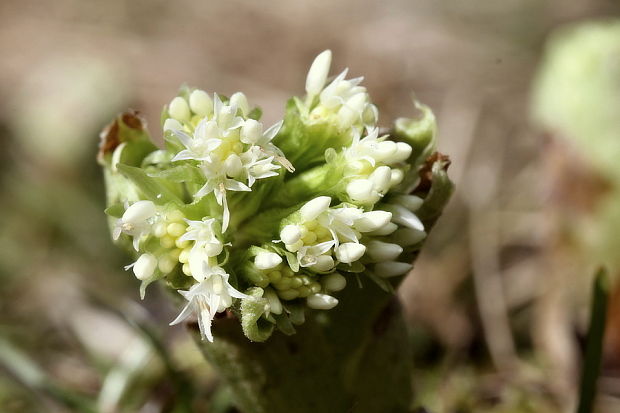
xmin=300 ymin=196 xmax=331 ymax=221
xmin=384 ymin=204 xmax=424 ymax=231
xmin=391 ymin=228 xmax=426 ymax=246
xmin=163 ymin=118 xmax=183 ymax=132
xmin=307 ymin=293 xmax=338 ymax=310
xmin=373 ymin=141 xmax=397 ymax=162
xmin=369 ymin=166 xmax=392 ymax=192
xmin=241 ymin=119 xmax=262 ymax=144
xmin=189 ymin=89 xmax=213 ymax=117
xmin=321 ymin=272 xmax=346 ymax=292
xmin=169 ymin=96 xmax=190 ymax=122
xmin=305 ymin=50 xmax=332 ymax=96
xmin=393 ymin=194 xmax=424 ymax=211
xmin=133 ymin=253 xmax=157 ymax=280
xmin=367 ymin=222 xmax=398 ymax=236
xmin=229 ymin=92 xmax=249 ymax=116
xmin=362 ymin=104 xmax=378 ymax=125
xmin=346 ymin=179 xmax=375 ymax=203
xmin=374 ymin=261 xmax=412 ymax=278
xmin=254 ymin=251 xmax=283 ymax=270
xmin=224 ymin=154 xmax=243 ymax=177
xmin=366 ymin=240 xmax=403 ymax=262
xmin=391 ymin=142 xmax=412 ymax=163
xmin=280 ymin=225 xmax=302 ymax=245
xmin=123 ymin=200 xmax=156 ymax=224
xmin=310 ymin=254 xmax=335 ymax=272
xmin=390 ymin=169 xmax=404 ymax=186
xmin=335 ymin=242 xmax=366 ymax=263
xmin=354 ymin=210 xmax=393 ymax=232
xmin=337 ymin=93 xmax=367 ymax=127
xmin=264 ymin=288 xmax=283 ymax=315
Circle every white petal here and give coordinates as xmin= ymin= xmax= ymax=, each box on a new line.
xmin=169 ymin=97 xmax=190 ymax=122
xmin=335 ymin=242 xmax=366 ymax=263
xmin=169 ymin=301 xmax=196 ymax=326
xmin=132 ymin=253 xmax=158 ymax=280
xmin=393 ymin=195 xmax=424 ymax=211
xmin=369 ymin=166 xmax=392 ymax=192
xmin=229 ymin=92 xmax=249 ymax=116
xmin=384 ymin=204 xmax=424 ymax=231
xmin=321 ymin=272 xmax=346 ymax=292
xmin=262 ymin=120 xmax=283 ymax=142
xmin=280 ymin=225 xmax=302 ymax=244
xmin=307 ymin=293 xmax=338 ymax=310
xmin=354 ymin=210 xmax=392 ymax=232
xmin=241 ymin=119 xmax=262 ymax=144
xmin=189 ymin=89 xmax=213 ymax=117
xmin=300 ymin=196 xmax=331 ymax=221
xmin=346 ymin=179 xmax=375 ymax=203
xmin=375 ymin=261 xmax=412 ymax=278
xmin=254 ymin=252 xmax=283 ymax=270
xmin=309 ymin=255 xmax=335 ymax=272
xmin=305 ymin=50 xmax=332 ymax=96
xmin=163 ymin=118 xmax=183 ymax=132
xmin=224 ymin=179 xmax=251 ymax=192
xmin=391 ymin=228 xmax=426 ymax=246
xmin=366 ymin=241 xmax=403 ymax=262
xmin=122 ymin=200 xmax=156 ymax=224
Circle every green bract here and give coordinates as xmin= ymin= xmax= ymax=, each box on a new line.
xmin=100 ymin=50 xmax=451 ymax=342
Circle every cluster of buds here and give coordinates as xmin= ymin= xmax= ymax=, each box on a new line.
xmin=101 ymin=50 xmax=445 ymax=342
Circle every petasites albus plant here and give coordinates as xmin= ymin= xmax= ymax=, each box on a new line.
xmin=99 ymin=50 xmax=453 ymax=413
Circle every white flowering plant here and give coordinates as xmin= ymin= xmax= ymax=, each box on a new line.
xmin=99 ymin=50 xmax=451 ymax=346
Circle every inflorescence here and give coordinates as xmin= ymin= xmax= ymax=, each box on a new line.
xmin=101 ymin=50 xmax=438 ymax=342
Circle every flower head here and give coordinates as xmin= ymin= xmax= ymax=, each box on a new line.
xmin=102 ymin=50 xmax=448 ymax=343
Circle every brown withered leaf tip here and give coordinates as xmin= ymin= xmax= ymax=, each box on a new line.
xmin=413 ymin=152 xmax=451 ymax=194
xmin=97 ymin=109 xmax=146 ymax=163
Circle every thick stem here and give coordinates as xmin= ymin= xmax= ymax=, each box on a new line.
xmin=191 ymin=280 xmax=413 ymax=413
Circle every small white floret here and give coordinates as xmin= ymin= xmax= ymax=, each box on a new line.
xmin=229 ymin=92 xmax=249 ymax=116
xmin=132 ymin=253 xmax=158 ymax=280
xmin=280 ymin=225 xmax=302 ymax=245
xmin=346 ymin=179 xmax=375 ymax=203
xmin=305 ymin=50 xmax=332 ymax=96
xmin=321 ymin=273 xmax=346 ymax=292
xmin=123 ymin=200 xmax=156 ymax=224
xmin=369 ymin=166 xmax=392 ymax=192
xmin=310 ymin=255 xmax=335 ymax=272
xmin=169 ymin=97 xmax=190 ymax=122
xmin=163 ymin=118 xmax=183 ymax=132
xmin=335 ymin=242 xmax=366 ymax=263
xmin=300 ymin=196 xmax=331 ymax=221
xmin=307 ymin=293 xmax=338 ymax=310
xmin=189 ymin=89 xmax=213 ymax=117
xmin=354 ymin=210 xmax=393 ymax=232
xmin=374 ymin=261 xmax=412 ymax=278
xmin=366 ymin=240 xmax=403 ymax=262
xmin=254 ymin=252 xmax=283 ymax=270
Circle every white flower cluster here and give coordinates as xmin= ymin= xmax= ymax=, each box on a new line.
xmin=164 ymin=92 xmax=289 ymax=231
xmin=105 ymin=50 xmax=436 ymax=343
xmin=304 ymin=50 xmax=378 ymax=130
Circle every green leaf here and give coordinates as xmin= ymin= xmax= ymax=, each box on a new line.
xmin=416 ymin=159 xmax=454 ymax=225
xmin=116 ymin=164 xmax=183 ymax=205
xmin=240 ymin=288 xmax=274 ymax=342
xmin=148 ymin=164 xmax=204 ymax=183
xmin=274 ymin=313 xmax=297 ymax=336
xmin=104 ymin=203 xmax=125 ymax=218
xmin=393 ymin=100 xmax=437 ymax=167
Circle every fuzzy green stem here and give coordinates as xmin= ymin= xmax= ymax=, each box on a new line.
xmin=191 ymin=280 xmax=413 ymax=413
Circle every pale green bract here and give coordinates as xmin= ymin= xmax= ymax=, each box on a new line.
xmin=100 ymin=50 xmax=438 ymax=342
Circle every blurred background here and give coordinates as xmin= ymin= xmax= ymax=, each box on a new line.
xmin=1 ymin=0 xmax=619 ymax=412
